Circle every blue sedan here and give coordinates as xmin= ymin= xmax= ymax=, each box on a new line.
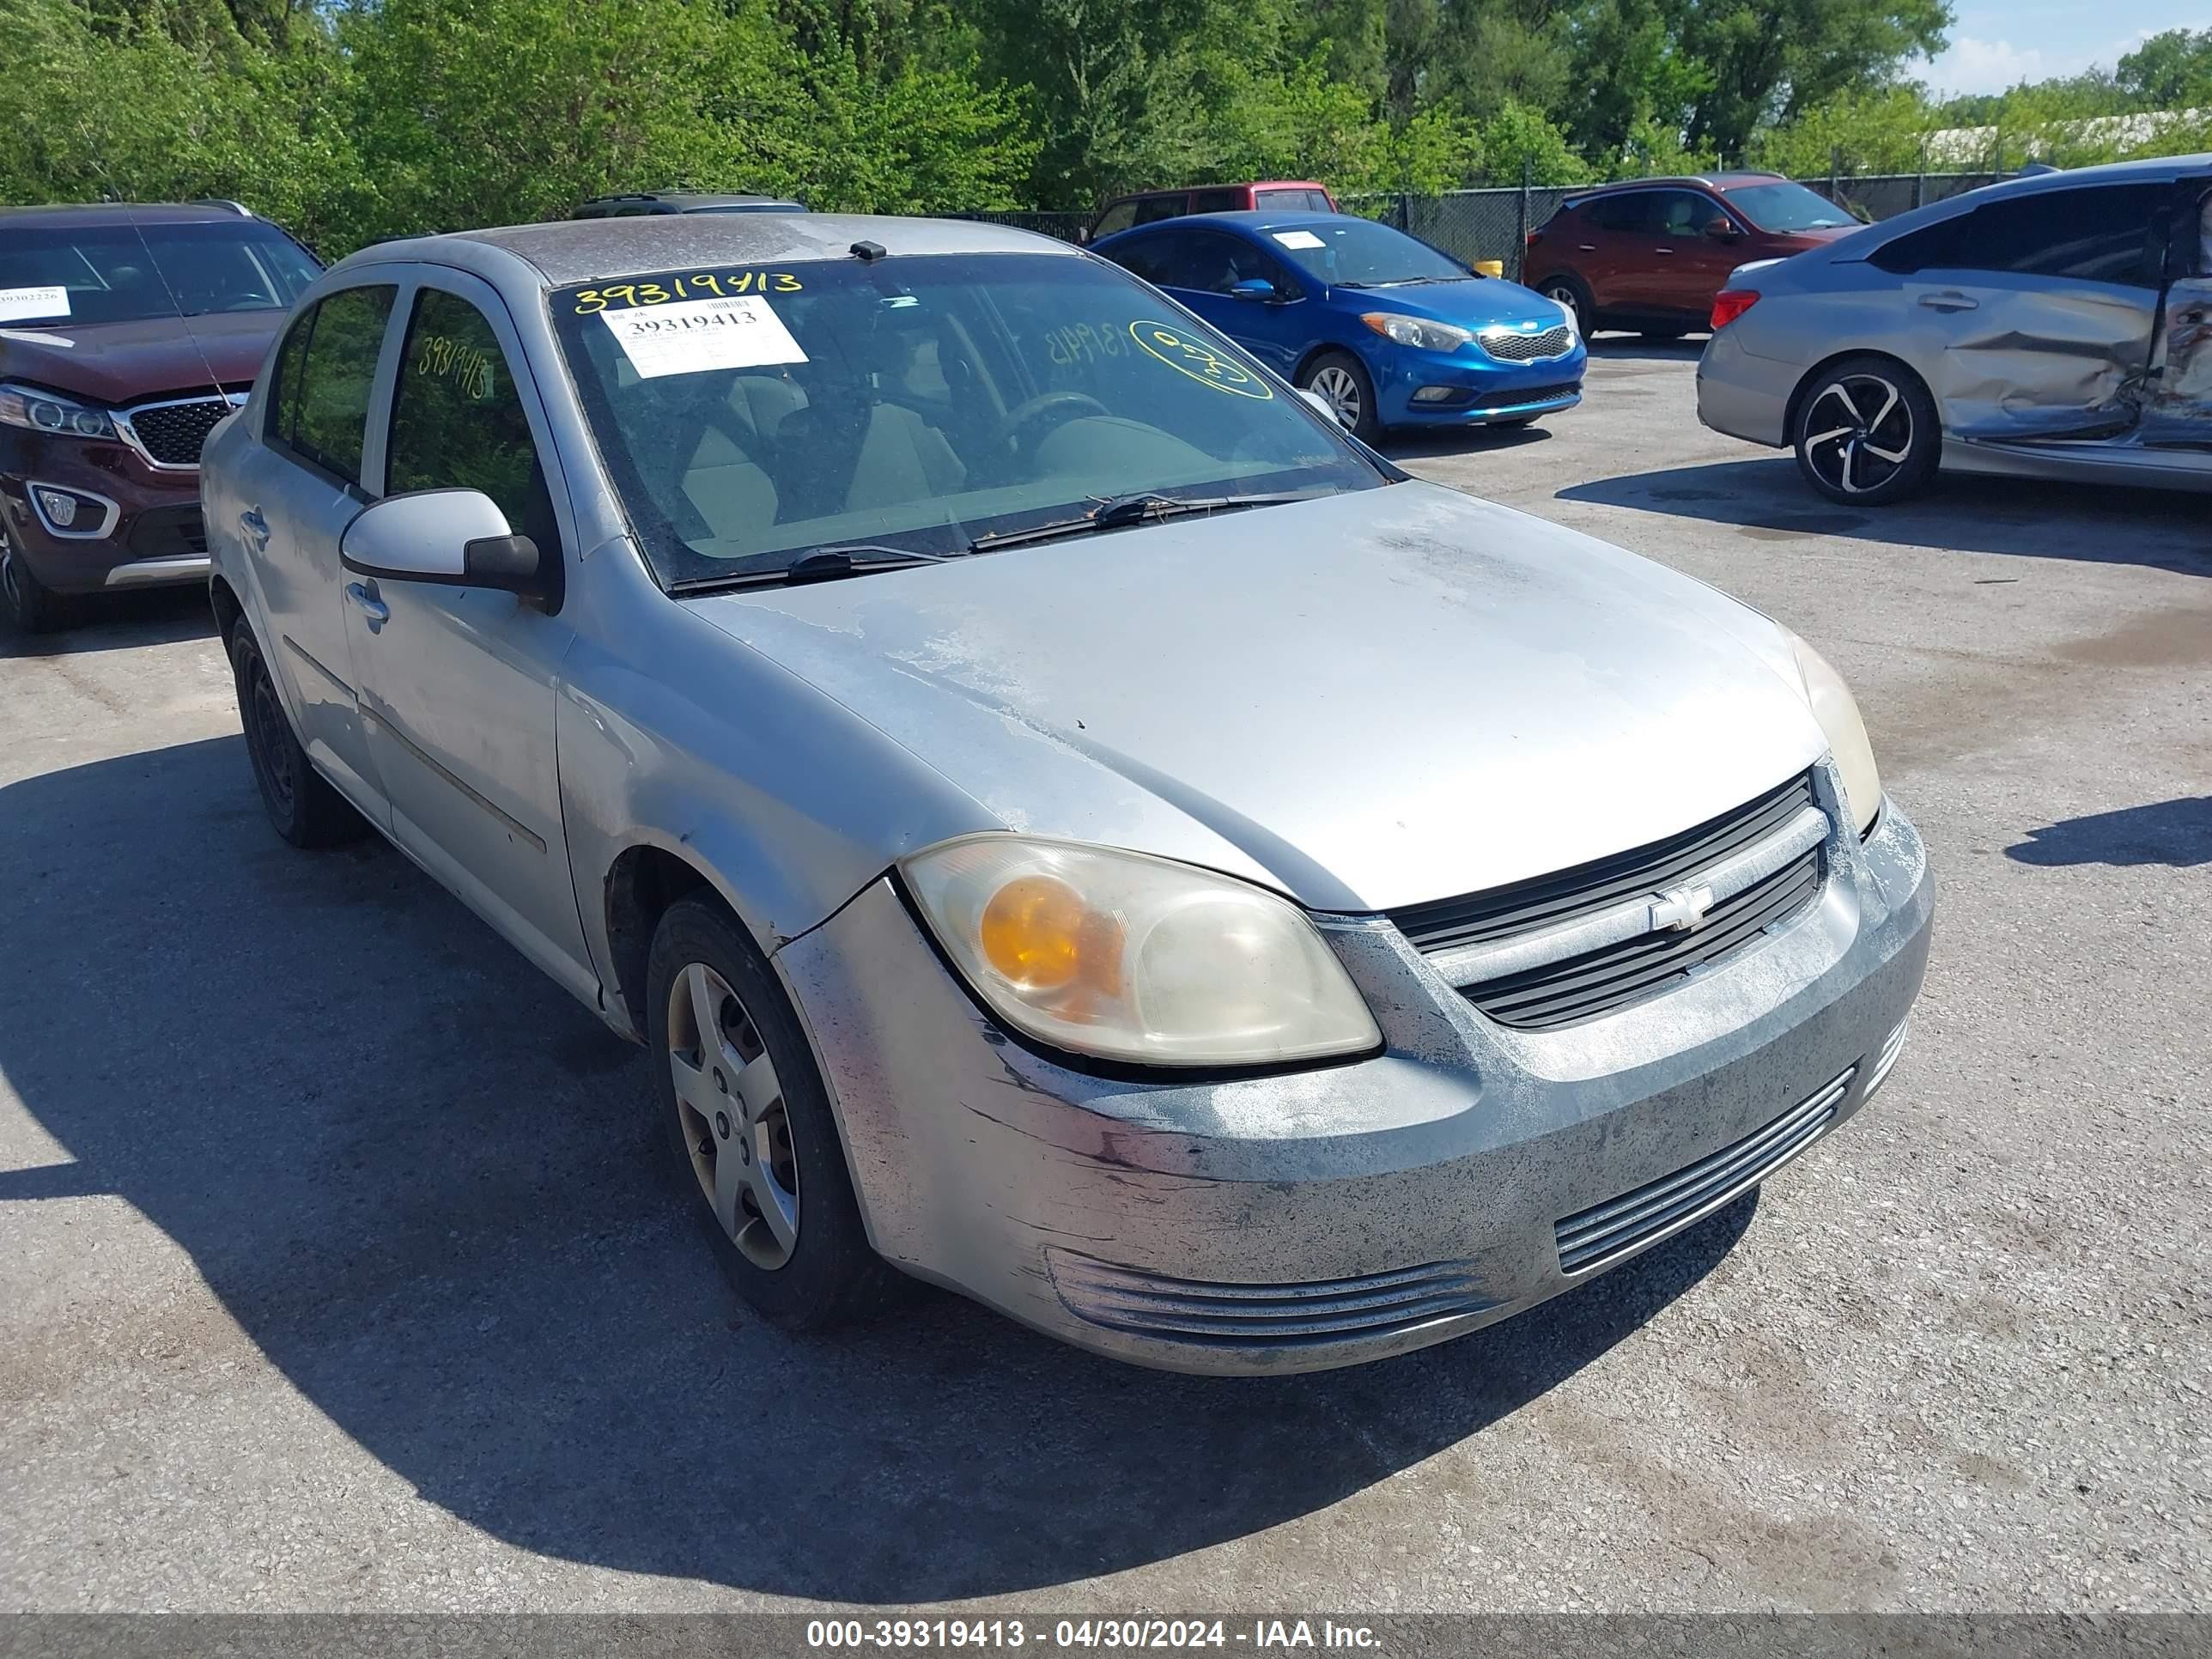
xmin=1091 ymin=210 xmax=1586 ymax=442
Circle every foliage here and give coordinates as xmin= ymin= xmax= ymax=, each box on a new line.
xmin=3 ymin=0 xmax=2209 ymax=258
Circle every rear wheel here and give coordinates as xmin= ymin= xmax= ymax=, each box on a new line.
xmin=0 ymin=533 xmax=66 ymax=635
xmin=646 ymin=895 xmax=902 ymax=1331
xmin=1792 ymin=356 xmax=1941 ymax=506
xmin=1536 ymin=276 xmax=1593 ymax=338
xmin=1297 ymin=349 xmax=1381 ymax=444
xmin=228 ymin=620 xmax=364 ymax=847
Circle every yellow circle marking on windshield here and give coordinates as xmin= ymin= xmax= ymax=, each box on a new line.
xmin=1128 ymin=321 xmax=1273 ymax=399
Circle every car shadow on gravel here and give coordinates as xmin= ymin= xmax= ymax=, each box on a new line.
xmin=0 ymin=735 xmax=1754 ymax=1602
xmin=0 ymin=585 xmax=216 ymax=659
xmin=2007 ymin=798 xmax=2212 ymax=868
xmin=1556 ymin=457 xmax=2212 ymax=574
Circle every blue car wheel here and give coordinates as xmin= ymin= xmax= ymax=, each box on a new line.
xmin=1298 ymin=349 xmax=1380 ymax=443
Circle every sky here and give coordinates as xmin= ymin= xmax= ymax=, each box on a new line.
xmin=1916 ymin=3 xmax=2209 ymax=97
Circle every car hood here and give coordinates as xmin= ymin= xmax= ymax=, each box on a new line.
xmin=1346 ymin=276 xmax=1573 ymax=336
xmin=686 ymin=483 xmax=1827 ymax=914
xmin=0 ymin=309 xmax=281 ymax=404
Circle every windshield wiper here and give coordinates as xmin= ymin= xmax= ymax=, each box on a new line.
xmin=668 ymin=544 xmax=952 ymax=594
xmin=966 ymin=490 xmax=1324 ymax=554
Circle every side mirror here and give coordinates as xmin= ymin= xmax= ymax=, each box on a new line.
xmin=1705 ymin=218 xmax=1742 ymax=241
xmin=340 ymin=489 xmax=553 ymax=606
xmin=1297 ymin=386 xmax=1352 ymax=428
xmin=1229 ymin=276 xmax=1279 ymax=303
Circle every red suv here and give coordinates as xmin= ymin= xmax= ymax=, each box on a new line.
xmin=1 ymin=202 xmax=321 ymax=631
xmin=1524 ymin=173 xmax=1862 ymax=340
xmin=1086 ymin=181 xmax=1337 ymax=242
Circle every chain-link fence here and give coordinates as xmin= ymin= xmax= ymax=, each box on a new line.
xmin=943 ymin=171 xmax=2016 ymax=276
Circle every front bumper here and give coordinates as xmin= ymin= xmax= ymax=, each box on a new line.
xmin=1370 ymin=339 xmax=1588 ymax=428
xmin=780 ymin=770 xmax=1932 ymax=1375
xmin=0 ymin=429 xmax=210 ymax=595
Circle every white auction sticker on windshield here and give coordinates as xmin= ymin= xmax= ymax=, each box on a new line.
xmin=0 ymin=286 xmax=70 ymax=323
xmin=599 ymin=295 xmax=806 ymax=379
xmin=1271 ymin=230 xmax=1326 ymax=250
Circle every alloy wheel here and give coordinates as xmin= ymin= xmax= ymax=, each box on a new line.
xmin=1308 ymin=363 xmax=1364 ymax=430
xmin=1540 ymin=283 xmax=1584 ymax=330
xmin=666 ymin=962 xmax=800 ymax=1270
xmin=1802 ymin=374 xmax=1915 ymax=496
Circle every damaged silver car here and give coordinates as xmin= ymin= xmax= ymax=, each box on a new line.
xmin=1698 ymin=155 xmax=2212 ymax=502
xmin=203 ymin=213 xmax=1931 ymax=1374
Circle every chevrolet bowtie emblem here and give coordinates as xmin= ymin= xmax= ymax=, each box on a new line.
xmin=1649 ymin=883 xmax=1716 ymax=933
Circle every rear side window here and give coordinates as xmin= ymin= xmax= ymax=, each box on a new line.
xmin=1189 ymin=189 xmax=1244 ymax=214
xmin=1103 ymin=235 xmax=1176 ymax=284
xmin=1589 ymin=193 xmax=1657 ymax=233
xmin=1257 ymin=189 xmax=1331 ymax=212
xmin=268 ymin=284 xmax=396 ymax=488
xmin=1873 ymin=185 xmax=2165 ymax=286
xmin=1133 ymin=194 xmax=1189 ymax=226
xmin=386 ymin=288 xmax=559 ymax=554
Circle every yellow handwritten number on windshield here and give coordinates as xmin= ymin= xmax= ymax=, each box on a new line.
xmin=1127 ymin=322 xmax=1273 ymax=400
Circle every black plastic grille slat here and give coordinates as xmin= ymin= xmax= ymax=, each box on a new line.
xmin=1483 ymin=324 xmax=1576 ymax=362
xmin=127 ymin=398 xmax=231 ymax=465
xmin=1554 ymin=1067 xmax=1852 ymax=1274
xmin=1482 ymin=380 xmax=1580 ymax=404
xmin=1390 ymin=772 xmax=1815 ymax=957
xmin=1468 ymin=854 xmax=1820 ymax=1030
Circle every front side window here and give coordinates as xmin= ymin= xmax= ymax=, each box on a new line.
xmin=387 ymin=289 xmax=559 ymax=552
xmin=550 ymin=252 xmax=1382 ymax=587
xmin=271 ymin=284 xmax=396 ymax=488
xmin=0 ymin=222 xmax=321 ymax=327
xmin=1133 ymin=195 xmax=1190 ymax=226
xmin=1264 ymin=219 xmax=1467 ymax=289
xmin=1651 ymin=191 xmax=1729 ymax=238
xmin=1722 ymin=181 xmax=1856 ymax=233
xmin=1090 ymin=201 xmax=1139 ymax=239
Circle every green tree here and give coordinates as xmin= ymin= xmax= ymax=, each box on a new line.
xmin=2116 ymin=27 xmax=2212 ymax=109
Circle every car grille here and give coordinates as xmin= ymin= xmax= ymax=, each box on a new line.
xmin=1481 ymin=323 xmax=1575 ymax=362
xmin=1390 ymin=771 xmax=1824 ymax=1031
xmin=1554 ymin=1061 xmax=1855 ymax=1275
xmin=1048 ymin=1250 xmax=1497 ymax=1348
xmin=1486 ymin=380 xmax=1581 ymax=407
xmin=120 ymin=396 xmax=235 ymax=467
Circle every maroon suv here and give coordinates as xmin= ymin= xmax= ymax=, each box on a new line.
xmin=1523 ymin=173 xmax=1861 ymax=340
xmin=1 ymin=202 xmax=320 ymax=631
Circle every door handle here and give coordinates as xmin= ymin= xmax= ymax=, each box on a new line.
xmin=239 ymin=507 xmax=270 ymax=551
xmin=1577 ymin=244 xmax=1596 ymax=252
xmin=1654 ymin=246 xmax=1675 ymax=256
xmin=1917 ymin=291 xmax=1978 ymax=312
xmin=345 ymin=581 xmax=389 ymax=629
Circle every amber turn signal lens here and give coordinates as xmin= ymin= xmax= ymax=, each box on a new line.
xmin=979 ymin=874 xmax=1089 ymax=991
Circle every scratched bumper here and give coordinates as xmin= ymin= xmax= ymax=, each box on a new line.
xmin=779 ymin=773 xmax=1931 ymax=1376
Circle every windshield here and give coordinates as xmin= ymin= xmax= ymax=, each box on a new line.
xmin=0 ymin=221 xmax=321 ymax=326
xmin=1723 ymin=181 xmax=1857 ymax=233
xmin=1261 ymin=219 xmax=1468 ymax=288
xmin=551 ymin=252 xmax=1383 ymax=586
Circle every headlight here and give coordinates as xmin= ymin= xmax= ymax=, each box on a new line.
xmin=1359 ymin=312 xmax=1473 ymax=353
xmin=1787 ymin=633 xmax=1882 ymax=836
xmin=902 ymin=836 xmax=1381 ymax=1067
xmin=0 ymin=382 xmax=116 ymax=441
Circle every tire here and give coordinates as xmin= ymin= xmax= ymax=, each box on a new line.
xmin=1297 ymin=349 xmax=1382 ymax=445
xmin=1534 ymin=274 xmax=1594 ymax=338
xmin=228 ymin=619 xmax=364 ymax=848
xmin=647 ymin=894 xmax=902 ymax=1332
xmin=0 ymin=535 xmax=67 ymax=635
xmin=1639 ymin=327 xmax=1689 ymax=343
xmin=1792 ymin=355 xmax=1941 ymax=506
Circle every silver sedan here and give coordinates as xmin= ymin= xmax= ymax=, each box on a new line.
xmin=1698 ymin=155 xmax=2211 ymax=504
xmin=203 ymin=213 xmax=1930 ymax=1374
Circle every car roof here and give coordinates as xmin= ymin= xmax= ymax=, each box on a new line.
xmin=1095 ymin=209 xmax=1352 ymax=240
xmin=341 ymin=213 xmax=1085 ymax=288
xmin=1106 ymin=180 xmax=1328 ymax=200
xmin=0 ymin=200 xmax=267 ymax=229
xmin=1571 ymin=173 xmax=1784 ymax=199
xmin=1965 ymin=152 xmax=2212 ymax=197
xmin=578 ymin=191 xmax=803 ymax=210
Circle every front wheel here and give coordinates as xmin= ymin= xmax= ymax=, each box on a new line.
xmin=646 ymin=896 xmax=902 ymax=1331
xmin=1297 ymin=349 xmax=1382 ymax=445
xmin=1792 ymin=356 xmax=1940 ymax=506
xmin=1 ymin=535 xmax=66 ymax=634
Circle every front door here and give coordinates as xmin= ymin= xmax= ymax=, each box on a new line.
xmin=2142 ymin=185 xmax=2212 ymax=449
xmin=1153 ymin=230 xmax=1307 ymax=375
xmin=240 ymin=282 xmax=398 ymax=816
xmin=341 ymin=270 xmax=595 ymax=1002
xmin=1642 ymin=191 xmax=1745 ymax=322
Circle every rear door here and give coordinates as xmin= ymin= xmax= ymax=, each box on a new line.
xmin=342 ymin=268 xmax=594 ymax=1001
xmin=1878 ymin=182 xmax=2168 ymax=442
xmin=2141 ymin=182 xmax=2212 ymax=449
xmin=1579 ymin=191 xmax=1658 ymax=313
xmin=1145 ymin=230 xmax=1307 ymax=373
xmin=239 ymin=281 xmax=398 ymax=817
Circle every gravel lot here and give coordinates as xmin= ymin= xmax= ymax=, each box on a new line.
xmin=3 ymin=341 xmax=2208 ymax=1614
